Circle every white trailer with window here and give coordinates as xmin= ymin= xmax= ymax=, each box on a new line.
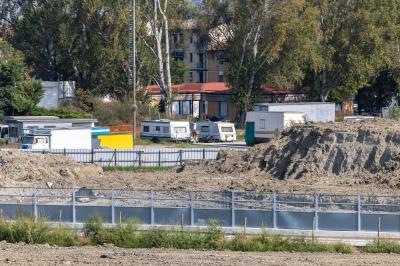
xmin=21 ymin=128 xmax=92 ymax=149
xmin=246 ymin=111 xmax=305 ymax=144
xmin=194 ymin=121 xmax=236 ymax=142
xmin=254 ymin=102 xmax=335 ymax=122
xmin=140 ymin=120 xmax=191 ymax=142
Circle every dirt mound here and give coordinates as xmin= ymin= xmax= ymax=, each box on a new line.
xmin=197 ymin=119 xmax=400 ymax=190
xmin=0 ymin=150 xmax=103 ymax=187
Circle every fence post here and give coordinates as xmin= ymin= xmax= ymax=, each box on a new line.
xmin=114 ymin=149 xmax=117 ymax=167
xmin=190 ymin=192 xmax=194 ymax=226
xmin=202 ymin=148 xmax=206 ymax=160
xmin=179 ymin=150 xmax=183 ymax=166
xmin=72 ymin=190 xmax=76 ymax=224
xmin=150 ymin=191 xmax=155 ymax=225
xmin=314 ymin=194 xmax=319 ymax=230
xmin=231 ymin=191 xmax=235 ymax=227
xmin=91 ymin=148 xmax=94 ymax=164
xmin=273 ymin=192 xmax=277 ymax=229
xmin=138 ymin=151 xmax=142 ymax=167
xmin=111 ymin=190 xmax=115 ymax=225
xmin=63 ymin=148 xmax=66 ymax=156
xmin=158 ymin=150 xmax=161 ymax=167
xmin=357 ymin=195 xmax=361 ymax=231
xmin=33 ymin=189 xmax=38 ymax=221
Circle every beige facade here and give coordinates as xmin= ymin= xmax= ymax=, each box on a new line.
xmin=170 ymin=28 xmax=226 ymax=84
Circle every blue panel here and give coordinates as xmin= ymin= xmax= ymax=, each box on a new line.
xmin=362 ymin=214 xmax=400 ymax=232
xmin=195 ymin=209 xmax=231 ymax=226
xmin=115 ymin=207 xmax=150 ymax=224
xmin=38 ymin=205 xmax=72 ymax=222
xmin=0 ymin=204 xmax=33 ymax=219
xmin=76 ymin=206 xmax=111 ymax=223
xmin=277 ymin=211 xmax=314 ymax=230
xmin=235 ymin=210 xmax=273 ymax=228
xmin=318 ymin=212 xmax=358 ymax=231
xmin=154 ymin=208 xmax=190 ymax=225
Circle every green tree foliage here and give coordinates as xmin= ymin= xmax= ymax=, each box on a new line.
xmin=0 ymin=38 xmax=43 ymax=117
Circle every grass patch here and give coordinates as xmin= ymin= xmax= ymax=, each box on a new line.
xmin=103 ymin=166 xmax=174 ymax=172
xmin=0 ymin=215 xmax=371 ymax=254
xmin=364 ymin=240 xmax=400 ymax=253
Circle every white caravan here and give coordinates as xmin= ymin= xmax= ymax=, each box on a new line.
xmin=140 ymin=120 xmax=191 ymax=142
xmin=246 ymin=111 xmax=305 ymax=144
xmin=194 ymin=121 xmax=236 ymax=142
xmin=21 ymin=128 xmax=92 ymax=149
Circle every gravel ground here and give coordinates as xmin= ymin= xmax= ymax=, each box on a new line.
xmin=0 ymin=243 xmax=398 ymax=265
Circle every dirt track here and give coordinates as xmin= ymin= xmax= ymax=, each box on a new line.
xmin=0 ymin=243 xmax=397 ymax=265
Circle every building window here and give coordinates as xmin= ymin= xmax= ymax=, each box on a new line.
xmin=218 ymin=71 xmax=224 ymax=82
xmin=260 ymin=119 xmax=266 ymax=130
xmin=189 ymin=72 xmax=193 ymax=83
xmin=143 ymin=126 xmax=150 ymax=132
xmin=190 ymin=53 xmax=193 ymax=63
xmin=199 ymin=71 xmax=204 ymax=83
xmin=155 ymin=126 xmax=161 ymax=132
xmin=219 ymin=102 xmax=228 ymax=117
xmin=9 ymin=127 xmax=18 ymax=137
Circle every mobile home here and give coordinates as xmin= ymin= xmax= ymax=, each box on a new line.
xmin=254 ymin=102 xmax=335 ymax=122
xmin=21 ymin=128 xmax=92 ymax=150
xmin=140 ymin=120 xmax=191 ymax=142
xmin=194 ymin=121 xmax=236 ymax=142
xmin=245 ymin=111 xmax=305 ymax=145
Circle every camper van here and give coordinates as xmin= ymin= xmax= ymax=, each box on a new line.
xmin=245 ymin=111 xmax=305 ymax=145
xmin=194 ymin=121 xmax=236 ymax=142
xmin=140 ymin=120 xmax=191 ymax=142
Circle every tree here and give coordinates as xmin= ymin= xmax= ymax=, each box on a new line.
xmin=304 ymin=0 xmax=397 ymax=102
xmin=0 ymin=38 xmax=43 ymax=117
xmin=202 ymin=0 xmax=319 ymax=125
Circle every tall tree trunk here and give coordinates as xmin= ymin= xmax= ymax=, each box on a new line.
xmin=158 ymin=0 xmax=172 ymax=116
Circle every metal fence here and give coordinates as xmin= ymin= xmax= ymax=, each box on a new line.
xmin=23 ymin=148 xmax=226 ymax=167
xmin=1 ymin=188 xmax=400 ymax=232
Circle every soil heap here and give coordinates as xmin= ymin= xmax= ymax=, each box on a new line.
xmin=199 ymin=119 xmax=400 ymax=190
xmin=0 ymin=150 xmax=103 ymax=187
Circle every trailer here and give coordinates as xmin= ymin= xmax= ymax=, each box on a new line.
xmin=21 ymin=128 xmax=92 ymax=149
xmin=140 ymin=120 xmax=191 ymax=142
xmin=254 ymin=102 xmax=335 ymax=122
xmin=194 ymin=121 xmax=236 ymax=142
xmin=245 ymin=111 xmax=305 ymax=145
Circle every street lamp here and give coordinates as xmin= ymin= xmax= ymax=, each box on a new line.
xmin=130 ymin=0 xmax=137 ymax=147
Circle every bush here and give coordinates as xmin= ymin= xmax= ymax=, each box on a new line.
xmin=46 ymin=228 xmax=80 ymax=247
xmin=31 ymin=107 xmax=90 ymax=119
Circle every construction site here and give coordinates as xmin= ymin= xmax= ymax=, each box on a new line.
xmin=2 ymin=118 xmax=400 ymax=196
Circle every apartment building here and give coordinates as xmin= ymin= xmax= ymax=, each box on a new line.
xmin=170 ymin=20 xmax=226 ymax=84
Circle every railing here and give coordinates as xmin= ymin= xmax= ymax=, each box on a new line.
xmin=0 ymin=188 xmax=400 ymax=232
xmin=22 ymin=148 xmax=227 ymax=167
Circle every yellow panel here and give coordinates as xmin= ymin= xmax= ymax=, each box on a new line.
xmin=98 ymin=134 xmax=134 ymax=149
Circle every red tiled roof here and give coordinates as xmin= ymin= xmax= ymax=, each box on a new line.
xmin=147 ymin=82 xmax=308 ymax=95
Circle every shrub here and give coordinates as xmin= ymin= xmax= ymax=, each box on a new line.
xmin=47 ymin=228 xmax=80 ymax=247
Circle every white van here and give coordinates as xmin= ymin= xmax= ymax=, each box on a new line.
xmin=140 ymin=120 xmax=191 ymax=142
xmin=194 ymin=121 xmax=236 ymax=142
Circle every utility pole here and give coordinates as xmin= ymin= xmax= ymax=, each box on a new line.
xmin=129 ymin=0 xmax=137 ymax=146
